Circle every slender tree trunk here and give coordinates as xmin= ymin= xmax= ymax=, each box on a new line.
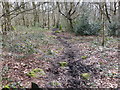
xmin=105 ymin=3 xmax=111 ymax=23
xmin=42 ymin=4 xmax=45 ymax=28
xmin=21 ymin=2 xmax=26 ymax=26
xmin=32 ymin=2 xmax=38 ymax=26
xmin=114 ymin=2 xmax=117 ymax=15
xmin=102 ymin=3 xmax=105 ymax=47
xmin=56 ymin=7 xmax=60 ymax=28
xmin=118 ymin=1 xmax=120 ymax=37
xmin=22 ymin=14 xmax=25 ymax=26
xmin=48 ymin=3 xmax=50 ymax=29
xmin=52 ymin=2 xmax=55 ymax=27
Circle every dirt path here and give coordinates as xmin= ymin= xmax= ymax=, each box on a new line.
xmin=47 ymin=31 xmax=98 ymax=88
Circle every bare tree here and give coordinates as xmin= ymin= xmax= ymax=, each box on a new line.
xmin=41 ymin=3 xmax=46 ymax=28
xmin=57 ymin=2 xmax=80 ymax=31
xmin=21 ymin=2 xmax=26 ymax=26
xmin=52 ymin=2 xmax=56 ymax=27
xmin=104 ymin=3 xmax=111 ymax=23
xmin=98 ymin=3 xmax=106 ymax=46
xmin=1 ymin=2 xmax=14 ymax=48
xmin=32 ymin=2 xmax=39 ymax=26
xmin=1 ymin=2 xmax=13 ymax=35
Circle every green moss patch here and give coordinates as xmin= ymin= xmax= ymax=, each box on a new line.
xmin=4 ymin=85 xmax=10 ymax=89
xmin=80 ymin=73 xmax=91 ymax=80
xmin=59 ymin=62 xmax=68 ymax=67
xmin=81 ymin=56 xmax=87 ymax=59
xmin=50 ymin=81 xmax=61 ymax=87
xmin=26 ymin=68 xmax=45 ymax=77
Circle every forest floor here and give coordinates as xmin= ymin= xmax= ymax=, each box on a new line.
xmin=1 ymin=26 xmax=119 ymax=88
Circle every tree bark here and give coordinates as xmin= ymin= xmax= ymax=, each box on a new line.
xmin=42 ymin=3 xmax=45 ymax=28
xmin=118 ymin=1 xmax=120 ymax=37
xmin=48 ymin=3 xmax=50 ymax=29
xmin=32 ymin=2 xmax=39 ymax=26
xmin=1 ymin=2 xmax=13 ymax=48
xmin=104 ymin=3 xmax=111 ymax=23
xmin=21 ymin=2 xmax=26 ymax=26
xmin=101 ymin=3 xmax=105 ymax=47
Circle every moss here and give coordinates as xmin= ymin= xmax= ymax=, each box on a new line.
xmin=55 ymin=30 xmax=61 ymax=33
xmin=99 ymin=62 xmax=103 ymax=65
xmin=4 ymin=84 xmax=16 ymax=88
xmin=26 ymin=71 xmax=36 ymax=77
xmin=26 ymin=68 xmax=45 ymax=77
xmin=81 ymin=56 xmax=87 ymax=59
xmin=33 ymin=68 xmax=45 ymax=75
xmin=33 ymin=68 xmax=42 ymax=73
xmin=59 ymin=62 xmax=68 ymax=67
xmin=4 ymin=85 xmax=10 ymax=88
xmin=50 ymin=81 xmax=61 ymax=86
xmin=81 ymin=73 xmax=90 ymax=80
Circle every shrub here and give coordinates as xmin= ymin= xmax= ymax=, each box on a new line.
xmin=74 ymin=15 xmax=91 ymax=36
xmin=59 ymin=24 xmax=63 ymax=30
xmin=59 ymin=61 xmax=68 ymax=67
xmin=73 ymin=15 xmax=101 ymax=36
xmin=108 ymin=22 xmax=119 ymax=36
xmin=90 ymin=22 xmax=101 ymax=35
xmin=26 ymin=68 xmax=45 ymax=77
xmin=80 ymin=73 xmax=91 ymax=80
xmin=81 ymin=56 xmax=87 ymax=59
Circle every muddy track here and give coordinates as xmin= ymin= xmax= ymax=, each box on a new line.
xmin=47 ymin=31 xmax=98 ymax=88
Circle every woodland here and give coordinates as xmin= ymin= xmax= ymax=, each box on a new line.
xmin=0 ymin=1 xmax=119 ymax=89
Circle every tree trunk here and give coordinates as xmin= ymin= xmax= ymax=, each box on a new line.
xmin=118 ymin=1 xmax=120 ymax=37
xmin=48 ymin=3 xmax=50 ymax=29
xmin=68 ymin=18 xmax=73 ymax=31
xmin=56 ymin=7 xmax=60 ymax=28
xmin=101 ymin=3 xmax=105 ymax=47
xmin=42 ymin=3 xmax=45 ymax=28
xmin=21 ymin=2 xmax=26 ymax=26
xmin=2 ymin=2 xmax=12 ymax=34
xmin=32 ymin=2 xmax=38 ymax=26
xmin=1 ymin=2 xmax=12 ymax=48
